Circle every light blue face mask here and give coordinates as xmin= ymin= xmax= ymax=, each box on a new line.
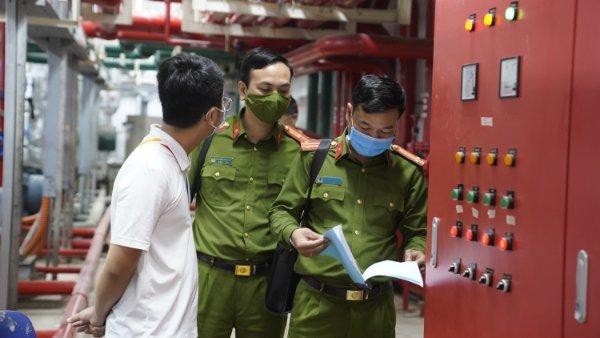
xmin=347 ymin=125 xmax=395 ymax=157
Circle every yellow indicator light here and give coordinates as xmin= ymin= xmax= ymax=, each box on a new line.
xmin=486 ymin=153 xmax=497 ymax=166
xmin=484 ymin=13 xmax=495 ymax=26
xmin=468 ymin=152 xmax=480 ymax=165
xmin=465 ymin=18 xmax=475 ymax=32
xmin=503 ymin=153 xmax=515 ymax=167
xmin=454 ymin=151 xmax=465 ymax=164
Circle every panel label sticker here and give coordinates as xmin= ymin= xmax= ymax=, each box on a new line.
xmin=506 ymin=215 xmax=516 ymax=225
xmin=456 ymin=205 xmax=464 ymax=214
xmin=481 ymin=117 xmax=493 ymax=127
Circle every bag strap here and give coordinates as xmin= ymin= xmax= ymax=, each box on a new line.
xmin=190 ymin=134 xmax=214 ymax=203
xmin=300 ymin=139 xmax=332 ymax=227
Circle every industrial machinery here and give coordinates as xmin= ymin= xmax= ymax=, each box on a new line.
xmin=425 ymin=1 xmax=599 ymax=337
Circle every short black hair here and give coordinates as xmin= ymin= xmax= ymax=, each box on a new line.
xmin=157 ymin=53 xmax=224 ymax=128
xmin=351 ymin=75 xmax=405 ymax=115
xmin=239 ymin=47 xmax=293 ymax=86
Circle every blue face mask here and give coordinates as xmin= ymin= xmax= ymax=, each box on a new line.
xmin=347 ymin=125 xmax=395 ymax=157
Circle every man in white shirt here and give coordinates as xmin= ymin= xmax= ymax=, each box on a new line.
xmin=67 ymin=53 xmax=226 ymax=337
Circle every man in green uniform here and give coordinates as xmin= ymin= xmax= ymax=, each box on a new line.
xmin=189 ymin=48 xmax=313 ymax=338
xmin=269 ymin=74 xmax=427 ymax=338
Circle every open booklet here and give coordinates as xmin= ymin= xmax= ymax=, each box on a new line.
xmin=320 ymin=225 xmax=424 ymax=288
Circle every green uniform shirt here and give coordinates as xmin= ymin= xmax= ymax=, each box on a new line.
xmin=189 ymin=112 xmax=300 ymax=262
xmin=269 ymin=133 xmax=427 ymax=286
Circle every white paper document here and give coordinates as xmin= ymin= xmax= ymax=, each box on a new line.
xmin=321 ymin=225 xmax=424 ymax=288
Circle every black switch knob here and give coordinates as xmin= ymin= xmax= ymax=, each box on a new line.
xmin=462 ymin=267 xmax=475 ymax=280
xmin=448 ymin=261 xmax=461 ymax=274
xmin=496 ymin=278 xmax=511 ymax=293
xmin=478 ymin=273 xmax=491 ymax=286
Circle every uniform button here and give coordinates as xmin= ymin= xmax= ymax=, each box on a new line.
xmin=357 ymin=199 xmax=363 ymax=205
xmin=243 ymin=232 xmax=249 ymax=238
xmin=361 ymin=168 xmax=366 ymax=173
xmin=253 ymin=146 xmax=258 ymax=151
xmin=354 ymin=230 xmax=361 ymax=236
xmin=331 ymin=140 xmax=338 ymax=147
xmin=389 ymin=202 xmax=395 ymax=208
xmin=323 ymin=192 xmax=329 ymax=199
xmin=245 ymin=205 xmax=251 ymax=210
xmin=214 ymin=172 xmax=220 ymax=177
xmin=249 ymin=177 xmax=254 ymax=183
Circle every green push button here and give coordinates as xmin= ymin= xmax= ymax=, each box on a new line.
xmin=466 ymin=191 xmax=478 ymax=203
xmin=451 ymin=188 xmax=463 ymax=201
xmin=483 ymin=193 xmax=495 ymax=206
xmin=500 ymin=195 xmax=514 ymax=209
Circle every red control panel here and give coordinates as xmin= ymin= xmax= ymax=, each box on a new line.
xmin=426 ymin=1 xmax=600 ymax=337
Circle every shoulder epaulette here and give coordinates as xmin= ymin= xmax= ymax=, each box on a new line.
xmin=216 ymin=121 xmax=230 ymax=133
xmin=391 ymin=144 xmax=427 ymax=168
xmin=283 ymin=125 xmax=320 ymax=151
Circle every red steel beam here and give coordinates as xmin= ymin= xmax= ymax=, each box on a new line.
xmin=18 ymin=281 xmax=75 ymax=295
xmin=53 ymin=209 xmax=111 ymax=338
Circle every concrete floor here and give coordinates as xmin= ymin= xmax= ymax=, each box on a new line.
xmin=21 ymin=290 xmax=424 ymax=338
xmin=18 ymin=191 xmax=424 ymax=337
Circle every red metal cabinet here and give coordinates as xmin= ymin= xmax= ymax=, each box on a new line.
xmin=425 ymin=1 xmax=598 ymax=337
xmin=563 ymin=0 xmax=600 ymax=336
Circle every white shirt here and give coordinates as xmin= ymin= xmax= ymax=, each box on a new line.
xmin=105 ymin=125 xmax=198 ymax=338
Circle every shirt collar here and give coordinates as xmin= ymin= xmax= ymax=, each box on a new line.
xmin=147 ymin=124 xmax=191 ymax=172
xmin=230 ymin=108 xmax=284 ymax=147
xmin=335 ymin=128 xmax=392 ymax=168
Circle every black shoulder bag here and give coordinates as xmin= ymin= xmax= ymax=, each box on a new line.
xmin=265 ymin=139 xmax=332 ymax=314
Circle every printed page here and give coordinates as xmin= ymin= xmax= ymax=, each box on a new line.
xmin=362 ymin=260 xmax=424 ymax=287
xmin=321 ymin=225 xmax=367 ymax=286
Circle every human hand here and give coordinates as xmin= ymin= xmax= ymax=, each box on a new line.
xmin=67 ymin=306 xmax=106 ymax=337
xmin=290 ymin=228 xmax=329 ymax=257
xmin=404 ymin=249 xmax=426 ymax=273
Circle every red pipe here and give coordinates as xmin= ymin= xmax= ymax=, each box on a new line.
xmin=72 ymin=238 xmax=92 ymax=249
xmin=53 ymin=210 xmax=111 ymax=338
xmin=36 ymin=266 xmax=82 ymax=274
xmin=295 ymin=57 xmax=393 ymax=76
xmin=82 ymin=21 xmax=227 ymax=49
xmin=72 ymin=227 xmax=95 ymax=238
xmin=18 ymin=281 xmax=76 ymax=295
xmin=285 ymin=34 xmax=433 ymax=68
xmin=39 ymin=248 xmax=89 ymax=257
xmin=36 ymin=330 xmax=58 ymax=338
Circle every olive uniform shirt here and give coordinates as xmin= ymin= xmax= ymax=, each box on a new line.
xmin=189 ymin=112 xmax=303 ymax=262
xmin=269 ymin=133 xmax=427 ymax=286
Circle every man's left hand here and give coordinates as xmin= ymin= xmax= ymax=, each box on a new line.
xmin=404 ymin=249 xmax=426 ymax=272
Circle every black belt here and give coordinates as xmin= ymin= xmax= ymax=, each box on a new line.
xmin=196 ymin=252 xmax=269 ymax=277
xmin=302 ymin=275 xmax=391 ymax=301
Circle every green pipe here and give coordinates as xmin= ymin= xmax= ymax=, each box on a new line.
xmin=102 ymin=57 xmax=158 ymax=70
xmin=27 ymin=52 xmax=48 ymax=64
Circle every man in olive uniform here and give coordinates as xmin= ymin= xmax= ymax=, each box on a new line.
xmin=189 ymin=48 xmax=315 ymax=338
xmin=269 ymin=75 xmax=427 ymax=338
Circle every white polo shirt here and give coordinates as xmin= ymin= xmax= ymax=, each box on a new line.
xmin=105 ymin=125 xmax=198 ymax=338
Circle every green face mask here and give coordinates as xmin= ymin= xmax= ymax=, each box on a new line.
xmin=245 ymin=92 xmax=291 ymax=124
